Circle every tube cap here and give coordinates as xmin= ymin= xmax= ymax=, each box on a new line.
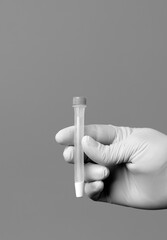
xmin=73 ymin=97 xmax=87 ymax=106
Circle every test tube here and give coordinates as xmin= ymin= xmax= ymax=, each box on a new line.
xmin=73 ymin=97 xmax=87 ymax=197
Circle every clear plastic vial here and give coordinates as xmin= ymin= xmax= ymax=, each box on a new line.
xmin=73 ymin=97 xmax=87 ymax=197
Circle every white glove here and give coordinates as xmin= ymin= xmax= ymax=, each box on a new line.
xmin=56 ymin=125 xmax=167 ymax=210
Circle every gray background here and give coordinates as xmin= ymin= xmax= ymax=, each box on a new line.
xmin=0 ymin=0 xmax=167 ymax=239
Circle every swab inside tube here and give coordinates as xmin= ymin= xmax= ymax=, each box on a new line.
xmin=73 ymin=97 xmax=87 ymax=198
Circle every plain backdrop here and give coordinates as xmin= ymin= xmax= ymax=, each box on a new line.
xmin=0 ymin=0 xmax=167 ymax=239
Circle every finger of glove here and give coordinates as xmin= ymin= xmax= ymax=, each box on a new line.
xmin=63 ymin=146 xmax=93 ymax=164
xmin=82 ymin=136 xmax=127 ymax=167
xmin=63 ymin=146 xmax=74 ymax=163
xmin=85 ymin=181 xmax=104 ymax=201
xmin=55 ymin=124 xmax=116 ymax=146
xmin=84 ymin=163 xmax=110 ymax=182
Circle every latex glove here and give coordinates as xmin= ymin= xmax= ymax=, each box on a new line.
xmin=56 ymin=125 xmax=167 ymax=210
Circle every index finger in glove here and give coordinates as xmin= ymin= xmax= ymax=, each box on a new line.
xmin=55 ymin=124 xmax=116 ymax=146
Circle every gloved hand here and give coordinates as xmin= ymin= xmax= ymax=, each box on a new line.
xmin=56 ymin=125 xmax=167 ymax=210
